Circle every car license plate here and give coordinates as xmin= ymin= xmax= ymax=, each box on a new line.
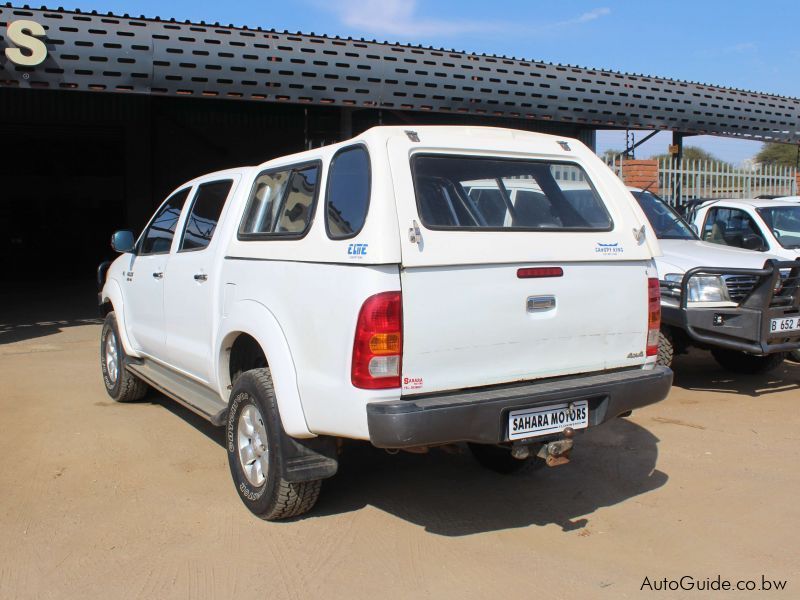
xmin=770 ymin=317 xmax=800 ymax=334
xmin=508 ymin=400 xmax=589 ymax=441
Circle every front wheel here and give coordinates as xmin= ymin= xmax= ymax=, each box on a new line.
xmin=710 ymin=349 xmax=786 ymax=375
xmin=100 ymin=312 xmax=148 ymax=402
xmin=226 ymin=368 xmax=322 ymax=520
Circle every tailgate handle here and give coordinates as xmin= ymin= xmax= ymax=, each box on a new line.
xmin=527 ymin=296 xmax=556 ymax=312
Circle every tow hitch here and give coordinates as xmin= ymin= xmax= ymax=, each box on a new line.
xmin=537 ymin=438 xmax=574 ymax=467
xmin=511 ymin=427 xmax=575 ymax=466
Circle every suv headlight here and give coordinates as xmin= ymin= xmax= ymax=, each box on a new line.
xmin=664 ymin=273 xmax=731 ymax=302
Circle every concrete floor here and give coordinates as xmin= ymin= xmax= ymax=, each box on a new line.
xmin=1 ymin=285 xmax=798 ymax=598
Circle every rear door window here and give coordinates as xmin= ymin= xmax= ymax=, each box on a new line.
xmin=412 ymin=155 xmax=612 ymax=230
xmin=139 ymin=188 xmax=191 ymax=255
xmin=239 ymin=163 xmax=320 ymax=238
xmin=179 ymin=180 xmax=233 ymax=251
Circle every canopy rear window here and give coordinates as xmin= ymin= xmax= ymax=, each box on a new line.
xmin=411 ymin=155 xmax=612 ymax=231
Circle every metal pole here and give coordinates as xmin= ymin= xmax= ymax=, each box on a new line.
xmin=671 ymin=132 xmax=684 ymax=205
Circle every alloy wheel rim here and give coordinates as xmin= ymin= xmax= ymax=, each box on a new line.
xmin=105 ymin=330 xmax=119 ymax=384
xmin=237 ymin=404 xmax=269 ymax=487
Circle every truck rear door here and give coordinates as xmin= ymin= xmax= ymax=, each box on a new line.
xmin=388 ymin=141 xmax=655 ymax=395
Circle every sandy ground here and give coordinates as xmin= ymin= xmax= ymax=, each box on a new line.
xmin=1 ymin=286 xmax=799 ymax=599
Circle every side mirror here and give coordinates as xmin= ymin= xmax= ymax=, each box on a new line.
xmin=689 ymin=223 xmax=699 ymax=236
xmin=741 ymin=234 xmax=766 ymax=252
xmin=110 ymin=230 xmax=136 ymax=253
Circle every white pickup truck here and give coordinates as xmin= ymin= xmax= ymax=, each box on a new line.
xmin=98 ymin=126 xmax=672 ymax=520
xmin=629 ymin=190 xmax=800 ymax=372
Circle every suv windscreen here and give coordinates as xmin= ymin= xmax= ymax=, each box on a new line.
xmin=631 ymin=191 xmax=697 ymax=240
xmin=412 ymin=155 xmax=612 ymax=230
xmin=757 ymin=205 xmax=800 ymax=249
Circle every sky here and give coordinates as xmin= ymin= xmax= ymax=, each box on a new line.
xmin=60 ymin=0 xmax=800 ymax=165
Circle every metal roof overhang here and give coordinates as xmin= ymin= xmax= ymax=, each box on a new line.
xmin=1 ymin=4 xmax=799 ymax=144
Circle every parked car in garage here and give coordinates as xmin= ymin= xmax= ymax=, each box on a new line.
xmin=630 ymin=189 xmax=800 ymax=371
xmin=98 ymin=126 xmax=673 ymax=519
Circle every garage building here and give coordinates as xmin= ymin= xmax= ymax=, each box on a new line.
xmin=2 ymin=4 xmax=799 ymax=282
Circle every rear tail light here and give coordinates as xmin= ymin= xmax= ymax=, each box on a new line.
xmin=352 ymin=292 xmax=403 ymax=389
xmin=646 ymin=277 xmax=661 ymax=357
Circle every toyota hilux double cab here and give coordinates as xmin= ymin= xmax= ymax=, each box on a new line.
xmin=629 ymin=189 xmax=800 ymax=372
xmin=98 ymin=126 xmax=672 ymax=520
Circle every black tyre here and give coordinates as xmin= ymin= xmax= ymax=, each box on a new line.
xmin=468 ymin=443 xmax=541 ymax=474
xmin=100 ymin=312 xmax=148 ymax=402
xmin=787 ymin=349 xmax=800 ymax=363
xmin=226 ymin=368 xmax=321 ymax=520
xmin=710 ymin=349 xmax=786 ymax=374
xmin=657 ymin=328 xmax=675 ymax=368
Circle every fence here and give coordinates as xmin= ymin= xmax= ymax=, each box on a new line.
xmin=658 ymin=159 xmax=797 ymax=205
xmin=605 ymin=155 xmax=797 ymax=205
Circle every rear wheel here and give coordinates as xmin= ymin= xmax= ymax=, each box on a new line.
xmin=710 ymin=349 xmax=786 ymax=374
xmin=100 ymin=312 xmax=148 ymax=402
xmin=656 ymin=328 xmax=675 ymax=368
xmin=226 ymin=368 xmax=321 ymax=520
xmin=468 ymin=443 xmax=542 ymax=474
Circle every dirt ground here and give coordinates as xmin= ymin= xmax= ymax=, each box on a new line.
xmin=1 ymin=286 xmax=799 ymax=599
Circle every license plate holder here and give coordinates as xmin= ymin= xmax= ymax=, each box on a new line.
xmin=507 ymin=400 xmax=589 ymax=441
xmin=770 ymin=317 xmax=800 ymax=334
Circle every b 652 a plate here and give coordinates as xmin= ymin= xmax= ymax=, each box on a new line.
xmin=770 ymin=317 xmax=800 ymax=334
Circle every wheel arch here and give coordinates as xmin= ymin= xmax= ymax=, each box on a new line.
xmin=100 ymin=279 xmax=140 ymax=358
xmin=216 ymin=299 xmax=313 ymax=438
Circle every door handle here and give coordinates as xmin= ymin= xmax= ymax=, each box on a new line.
xmin=527 ymin=295 xmax=556 ymax=312
xmin=194 ymin=273 xmax=208 ymax=282
xmin=152 ymin=272 xmax=164 ymax=279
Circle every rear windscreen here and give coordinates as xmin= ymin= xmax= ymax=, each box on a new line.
xmin=412 ymin=155 xmax=612 ymax=231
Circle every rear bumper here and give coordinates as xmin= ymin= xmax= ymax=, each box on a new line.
xmin=663 ymin=260 xmax=800 ymax=355
xmin=366 ymin=366 xmax=673 ymax=448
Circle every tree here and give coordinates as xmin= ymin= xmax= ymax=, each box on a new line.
xmin=755 ymin=142 xmax=799 ymax=167
xmin=650 ymin=146 xmax=727 ymax=165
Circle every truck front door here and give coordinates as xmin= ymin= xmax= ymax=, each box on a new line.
xmin=124 ymin=188 xmax=191 ymax=357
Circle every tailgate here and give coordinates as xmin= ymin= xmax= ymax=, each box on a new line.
xmin=400 ymin=262 xmax=650 ymax=393
xmin=387 ymin=138 xmax=654 ymax=395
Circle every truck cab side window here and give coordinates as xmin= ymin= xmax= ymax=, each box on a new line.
xmin=703 ymin=207 xmax=767 ymax=250
xmin=239 ymin=163 xmax=320 ymax=238
xmin=325 ymin=146 xmax=371 ymax=239
xmin=180 ymin=180 xmax=233 ymax=251
xmin=139 ymin=188 xmax=191 ymax=255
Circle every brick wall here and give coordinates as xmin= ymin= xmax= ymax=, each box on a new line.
xmin=621 ymin=159 xmax=659 ymax=193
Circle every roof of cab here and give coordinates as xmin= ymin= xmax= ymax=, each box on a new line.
xmin=182 ymin=166 xmax=257 ymax=187
xmin=697 ymin=198 xmax=799 ymax=209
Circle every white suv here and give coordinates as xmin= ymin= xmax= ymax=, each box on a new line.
xmin=98 ymin=126 xmax=672 ymax=519
xmin=630 ymin=190 xmax=800 ymax=372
